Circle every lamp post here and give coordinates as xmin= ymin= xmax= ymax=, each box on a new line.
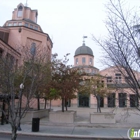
xmin=17 ymin=83 xmax=24 ymax=131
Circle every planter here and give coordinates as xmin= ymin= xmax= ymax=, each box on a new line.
xmin=21 ymin=109 xmax=49 ymax=122
xmin=90 ymin=112 xmax=115 ymax=124
xmin=49 ymin=110 xmax=76 ymax=123
xmin=66 ymin=110 xmax=77 ymax=117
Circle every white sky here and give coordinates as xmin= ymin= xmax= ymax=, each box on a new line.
xmin=0 ymin=0 xmax=140 ymax=70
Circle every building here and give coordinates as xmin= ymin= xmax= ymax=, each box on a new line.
xmin=0 ymin=3 xmax=53 ymax=108
xmin=51 ymin=38 xmax=140 ymax=108
xmin=100 ymin=66 xmax=140 ymax=108
xmin=0 ymin=3 xmax=52 ymax=66
xmin=0 ymin=3 xmax=139 ymax=109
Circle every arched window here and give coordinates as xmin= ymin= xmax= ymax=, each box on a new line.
xmin=18 ymin=6 xmax=23 ymax=17
xmin=30 ymin=43 xmax=36 ymax=56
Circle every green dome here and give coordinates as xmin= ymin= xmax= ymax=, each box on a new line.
xmin=74 ymin=43 xmax=93 ymax=57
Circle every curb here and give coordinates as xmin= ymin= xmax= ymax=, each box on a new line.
xmin=38 ymin=122 xmax=140 ymax=129
xmin=0 ymin=131 xmax=128 ymax=139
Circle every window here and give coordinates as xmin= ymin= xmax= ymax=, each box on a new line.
xmin=18 ymin=22 xmax=22 ymax=26
xmin=8 ymin=23 xmax=12 ymax=26
xmin=17 ymin=6 xmax=23 ymax=17
xmin=25 ymin=23 xmax=28 ymax=27
xmin=115 ymin=73 xmax=121 ymax=83
xmin=34 ymin=26 xmax=38 ymax=30
xmin=82 ymin=57 xmax=86 ymax=64
xmin=76 ymin=58 xmax=78 ymax=64
xmin=125 ymin=76 xmax=130 ymax=82
xmin=13 ymin=23 xmax=17 ymax=26
xmin=30 ymin=24 xmax=33 ymax=28
xmin=89 ymin=58 xmax=92 ymax=64
xmin=30 ymin=42 xmax=36 ymax=56
xmin=15 ymin=59 xmax=18 ymax=70
xmin=101 ymin=81 xmax=104 ymax=87
xmin=107 ymin=77 xmax=112 ymax=83
xmin=0 ymin=48 xmax=3 ymax=58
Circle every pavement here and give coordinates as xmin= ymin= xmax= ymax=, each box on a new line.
xmin=0 ymin=107 xmax=140 ymax=139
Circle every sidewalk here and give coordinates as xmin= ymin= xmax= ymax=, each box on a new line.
xmin=0 ymin=107 xmax=140 ymax=139
xmin=0 ymin=123 xmax=129 ymax=139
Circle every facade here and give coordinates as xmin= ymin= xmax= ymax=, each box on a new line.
xmin=100 ymin=66 xmax=140 ymax=108
xmin=0 ymin=3 xmax=52 ymax=108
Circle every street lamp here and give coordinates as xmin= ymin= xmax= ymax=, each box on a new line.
xmin=17 ymin=83 xmax=24 ymax=131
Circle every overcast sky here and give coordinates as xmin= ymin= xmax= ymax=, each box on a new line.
xmin=0 ymin=0 xmax=140 ymax=70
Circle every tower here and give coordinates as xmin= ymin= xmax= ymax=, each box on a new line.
xmin=74 ymin=36 xmax=99 ymax=74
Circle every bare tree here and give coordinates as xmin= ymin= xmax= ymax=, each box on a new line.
xmin=21 ymin=43 xmax=51 ymax=110
xmin=92 ymin=0 xmax=140 ymax=109
xmin=0 ymin=44 xmax=51 ymax=140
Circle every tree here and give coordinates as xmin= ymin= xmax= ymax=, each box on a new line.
xmin=0 ymin=44 xmax=51 ymax=140
xmin=49 ymin=54 xmax=84 ymax=112
xmin=80 ymin=74 xmax=111 ymax=112
xmin=21 ymin=44 xmax=52 ymax=110
xmin=33 ymin=61 xmax=52 ymax=110
xmin=0 ymin=56 xmax=38 ymax=140
xmin=92 ymin=0 xmax=140 ymax=109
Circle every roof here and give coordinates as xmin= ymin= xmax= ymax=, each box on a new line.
xmin=7 ymin=19 xmax=37 ymax=25
xmin=23 ymin=18 xmax=37 ymax=25
xmin=73 ymin=65 xmax=99 ymax=70
xmin=74 ymin=43 xmax=93 ymax=57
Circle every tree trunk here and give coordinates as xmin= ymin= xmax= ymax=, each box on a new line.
xmin=44 ymin=98 xmax=47 ymax=109
xmin=37 ymin=96 xmax=40 ymax=110
xmin=49 ymin=100 xmax=51 ymax=110
xmin=1 ymin=100 xmax=5 ymax=125
xmin=65 ymin=99 xmax=68 ymax=111
xmin=11 ymin=126 xmax=17 ymax=140
xmin=62 ymin=98 xmax=64 ymax=112
xmin=98 ymin=96 xmax=101 ymax=113
xmin=96 ymin=96 xmax=101 ymax=113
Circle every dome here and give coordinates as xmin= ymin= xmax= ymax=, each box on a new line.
xmin=74 ymin=43 xmax=93 ymax=57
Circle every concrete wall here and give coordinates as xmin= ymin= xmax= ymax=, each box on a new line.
xmin=90 ymin=113 xmax=115 ymax=123
xmin=49 ymin=111 xmax=75 ymax=123
xmin=21 ymin=109 xmax=49 ymax=122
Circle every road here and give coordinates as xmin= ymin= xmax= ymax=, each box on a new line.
xmin=0 ymin=133 xmax=128 ymax=140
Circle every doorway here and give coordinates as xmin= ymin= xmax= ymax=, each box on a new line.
xmin=78 ymin=94 xmax=89 ymax=107
xmin=130 ymin=94 xmax=138 ymax=107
